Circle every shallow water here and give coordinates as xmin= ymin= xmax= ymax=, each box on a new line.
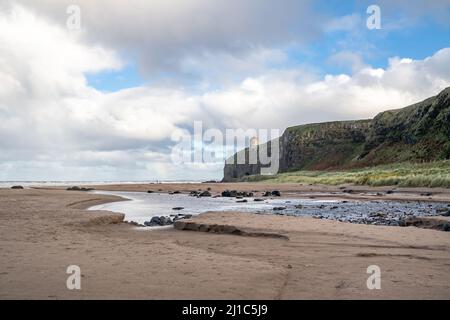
xmin=88 ymin=191 xmax=449 ymax=226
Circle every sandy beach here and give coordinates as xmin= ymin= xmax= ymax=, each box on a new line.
xmin=0 ymin=185 xmax=449 ymax=299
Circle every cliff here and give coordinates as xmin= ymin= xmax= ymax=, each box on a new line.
xmin=223 ymin=87 xmax=450 ymax=181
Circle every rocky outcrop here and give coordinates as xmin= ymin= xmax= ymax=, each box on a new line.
xmin=223 ymin=87 xmax=450 ymax=181
xmin=174 ymin=220 xmax=289 ymax=239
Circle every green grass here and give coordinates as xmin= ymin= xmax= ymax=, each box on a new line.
xmin=240 ymin=161 xmax=450 ymax=188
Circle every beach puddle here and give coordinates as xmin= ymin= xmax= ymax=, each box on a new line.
xmin=88 ymin=191 xmax=449 ymax=226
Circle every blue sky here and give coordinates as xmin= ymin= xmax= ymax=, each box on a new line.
xmin=86 ymin=1 xmax=450 ymax=92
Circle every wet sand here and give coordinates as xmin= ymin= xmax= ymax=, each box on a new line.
xmin=0 ymin=187 xmax=449 ymax=299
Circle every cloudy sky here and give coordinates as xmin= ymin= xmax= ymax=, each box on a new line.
xmin=1 ymin=0 xmax=449 ymax=181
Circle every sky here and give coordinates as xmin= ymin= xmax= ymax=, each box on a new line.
xmin=0 ymin=0 xmax=449 ymax=181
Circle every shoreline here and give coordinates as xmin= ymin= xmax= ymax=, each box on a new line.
xmin=27 ymin=181 xmax=450 ymax=203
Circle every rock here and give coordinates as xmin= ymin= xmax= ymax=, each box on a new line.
xmin=273 ymin=207 xmax=286 ymax=211
xmin=221 ymin=190 xmax=253 ymax=197
xmin=172 ymin=191 xmax=181 ymax=194
xmin=254 ymin=198 xmax=264 ymax=202
xmin=66 ymin=186 xmax=94 ymax=191
xmin=147 ymin=190 xmax=154 ymax=193
xmin=172 ymin=207 xmax=184 ymax=211
xmin=199 ymin=191 xmax=212 ymax=197
xmin=262 ymin=191 xmax=271 ymax=197
xmin=236 ymin=199 xmax=248 ymax=203
xmin=441 ymin=210 xmax=450 ymax=217
xmin=189 ymin=191 xmax=199 ymax=196
xmin=271 ymin=190 xmax=281 ymax=197
xmin=222 ymin=190 xmax=236 ymax=197
xmin=386 ymin=190 xmax=394 ymax=194
xmin=294 ymin=204 xmax=303 ymax=209
xmin=144 ymin=216 xmax=173 ymax=227
xmin=421 ymin=192 xmax=432 ymax=196
xmin=11 ymin=185 xmax=24 ymax=189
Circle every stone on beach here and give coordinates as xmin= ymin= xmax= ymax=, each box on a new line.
xmin=144 ymin=216 xmax=173 ymax=227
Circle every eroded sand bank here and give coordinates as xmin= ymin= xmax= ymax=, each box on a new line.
xmin=0 ymin=188 xmax=449 ymax=299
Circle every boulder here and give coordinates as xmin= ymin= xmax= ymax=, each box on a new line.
xmin=11 ymin=185 xmax=24 ymax=189
xmin=199 ymin=191 xmax=212 ymax=197
xmin=66 ymin=186 xmax=94 ymax=191
xmin=222 ymin=190 xmax=237 ymax=197
xmin=441 ymin=210 xmax=450 ymax=217
xmin=144 ymin=216 xmax=173 ymax=227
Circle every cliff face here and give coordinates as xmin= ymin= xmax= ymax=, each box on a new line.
xmin=223 ymin=87 xmax=450 ymax=181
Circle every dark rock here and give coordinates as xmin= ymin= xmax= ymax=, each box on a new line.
xmin=66 ymin=186 xmax=94 ymax=191
xmin=222 ymin=190 xmax=236 ymax=197
xmin=199 ymin=191 xmax=212 ymax=197
xmin=147 ymin=190 xmax=154 ymax=193
xmin=386 ymin=190 xmax=394 ymax=194
xmin=11 ymin=185 xmax=24 ymax=189
xmin=441 ymin=210 xmax=450 ymax=217
xmin=262 ymin=191 xmax=271 ymax=197
xmin=254 ymin=198 xmax=264 ymax=202
xmin=271 ymin=190 xmax=281 ymax=196
xmin=236 ymin=199 xmax=248 ymax=203
xmin=273 ymin=207 xmax=286 ymax=211
xmin=144 ymin=216 xmax=173 ymax=227
xmin=172 ymin=207 xmax=184 ymax=211
xmin=222 ymin=190 xmax=253 ymax=197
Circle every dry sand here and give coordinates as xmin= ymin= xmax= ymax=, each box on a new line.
xmin=0 ymin=187 xmax=449 ymax=299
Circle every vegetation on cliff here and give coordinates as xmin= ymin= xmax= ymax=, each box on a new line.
xmin=223 ymin=87 xmax=450 ymax=185
xmin=240 ymin=160 xmax=450 ymax=188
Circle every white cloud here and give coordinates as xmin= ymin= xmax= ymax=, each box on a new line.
xmin=0 ymin=3 xmax=449 ymax=180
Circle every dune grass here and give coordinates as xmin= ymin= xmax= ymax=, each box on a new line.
xmin=240 ymin=161 xmax=450 ymax=188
